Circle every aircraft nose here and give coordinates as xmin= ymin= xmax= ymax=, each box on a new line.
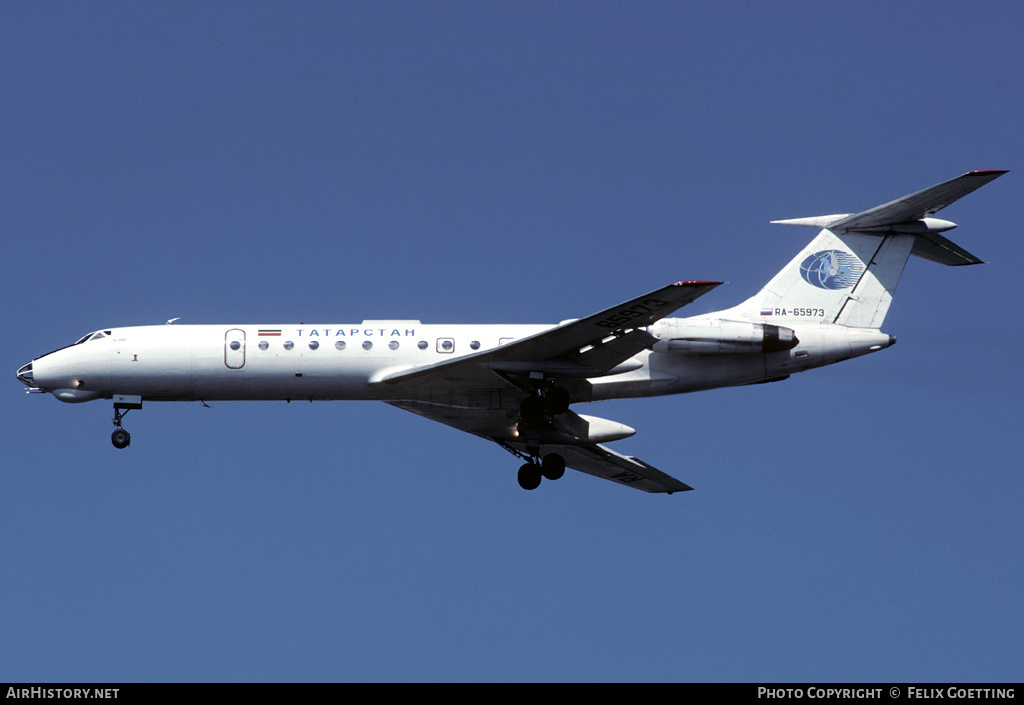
xmin=17 ymin=361 xmax=35 ymax=387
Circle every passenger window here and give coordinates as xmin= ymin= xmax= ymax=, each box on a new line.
xmin=418 ymin=341 xmax=428 ymax=350
xmin=309 ymin=341 xmax=319 ymax=350
xmin=389 ymin=341 xmax=399 ymax=350
xmin=362 ymin=341 xmax=373 ymax=350
xmin=335 ymin=341 xmax=346 ymax=350
xmin=258 ymin=341 xmax=269 ymax=351
xmin=437 ymin=338 xmax=454 ymax=353
xmin=284 ymin=341 xmax=294 ymax=350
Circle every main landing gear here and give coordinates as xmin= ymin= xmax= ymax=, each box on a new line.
xmin=508 ymin=383 xmax=572 ymax=490
xmin=517 ymin=453 xmax=566 ymax=490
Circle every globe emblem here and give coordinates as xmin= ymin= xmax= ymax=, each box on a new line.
xmin=799 ymin=250 xmax=864 ymax=290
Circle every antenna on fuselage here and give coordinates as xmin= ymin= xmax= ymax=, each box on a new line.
xmin=166 ymin=317 xmax=180 ymax=325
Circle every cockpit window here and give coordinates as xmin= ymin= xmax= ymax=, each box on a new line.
xmin=74 ymin=330 xmax=111 ymax=345
xmin=34 ymin=330 xmax=112 ymax=364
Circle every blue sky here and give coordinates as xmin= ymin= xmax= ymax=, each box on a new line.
xmin=2 ymin=2 xmax=1021 ymax=682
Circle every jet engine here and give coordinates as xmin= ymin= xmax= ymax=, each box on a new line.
xmin=652 ymin=320 xmax=799 ymax=355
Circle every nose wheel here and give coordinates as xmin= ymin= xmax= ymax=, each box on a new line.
xmin=111 ymin=427 xmax=131 ymax=449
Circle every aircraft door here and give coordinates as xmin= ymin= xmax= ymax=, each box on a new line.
xmin=224 ymin=329 xmax=246 ymax=369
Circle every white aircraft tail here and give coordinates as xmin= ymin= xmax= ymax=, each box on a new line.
xmin=729 ymin=171 xmax=1006 ymax=329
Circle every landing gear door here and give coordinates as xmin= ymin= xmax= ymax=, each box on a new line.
xmin=225 ymin=329 xmax=246 ymax=369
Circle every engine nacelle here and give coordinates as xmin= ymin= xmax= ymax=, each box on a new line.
xmin=652 ymin=319 xmax=799 ymax=355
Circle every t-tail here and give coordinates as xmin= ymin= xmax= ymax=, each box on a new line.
xmin=726 ymin=170 xmax=1007 ymax=328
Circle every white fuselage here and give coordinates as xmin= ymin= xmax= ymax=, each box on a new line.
xmin=25 ymin=316 xmax=892 ymax=406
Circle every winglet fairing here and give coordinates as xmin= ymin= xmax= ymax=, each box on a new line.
xmin=17 ymin=171 xmax=1006 ymax=493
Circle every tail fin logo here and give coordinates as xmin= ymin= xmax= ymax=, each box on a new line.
xmin=799 ymin=250 xmax=865 ymax=290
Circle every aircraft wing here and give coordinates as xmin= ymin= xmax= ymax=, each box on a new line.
xmin=387 ymin=401 xmax=692 ymax=493
xmin=375 ymin=281 xmax=719 ymax=493
xmin=375 ymin=280 xmax=721 ymax=389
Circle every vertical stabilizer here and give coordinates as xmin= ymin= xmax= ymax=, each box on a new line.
xmin=730 ymin=229 xmax=913 ymax=328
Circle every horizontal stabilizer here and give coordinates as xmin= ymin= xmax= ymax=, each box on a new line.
xmin=827 ymin=170 xmax=1007 ymax=232
xmin=910 ymin=231 xmax=984 ymax=266
xmin=772 ymin=170 xmax=1007 ymax=266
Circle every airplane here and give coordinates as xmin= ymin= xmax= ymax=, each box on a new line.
xmin=16 ymin=170 xmax=1006 ymax=493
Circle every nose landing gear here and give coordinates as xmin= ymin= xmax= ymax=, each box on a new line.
xmin=111 ymin=407 xmax=131 ymax=449
xmin=110 ymin=395 xmax=142 ymax=449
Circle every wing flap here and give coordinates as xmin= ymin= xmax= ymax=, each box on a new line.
xmin=568 ymin=328 xmax=658 ymax=371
